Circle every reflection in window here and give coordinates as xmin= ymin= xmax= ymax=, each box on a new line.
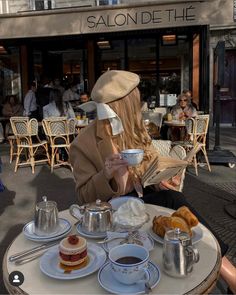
xmin=96 ymin=40 xmax=125 ymax=75
xmin=0 ymin=47 xmax=21 ymax=104
xmin=32 ymin=0 xmax=54 ymax=10
xmin=128 ymin=38 xmax=157 ymax=103
xmin=96 ymin=0 xmax=119 ymax=5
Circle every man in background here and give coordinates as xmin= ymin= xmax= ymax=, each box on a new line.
xmin=23 ymin=82 xmax=38 ymax=119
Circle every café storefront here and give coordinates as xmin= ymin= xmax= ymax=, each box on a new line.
xmin=0 ymin=0 xmax=235 ymax=123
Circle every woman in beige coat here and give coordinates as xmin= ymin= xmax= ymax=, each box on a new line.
xmin=70 ymin=70 xmax=235 ymax=293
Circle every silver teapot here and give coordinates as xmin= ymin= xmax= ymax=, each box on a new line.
xmin=163 ymin=228 xmax=200 ymax=277
xmin=69 ymin=199 xmax=112 ymax=234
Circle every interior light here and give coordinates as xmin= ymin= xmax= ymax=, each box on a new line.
xmin=97 ymin=40 xmax=111 ymax=49
xmin=0 ymin=46 xmax=7 ymax=54
xmin=162 ymin=35 xmax=177 ymax=45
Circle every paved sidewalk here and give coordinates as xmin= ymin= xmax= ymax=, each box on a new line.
xmin=0 ymin=127 xmax=235 ymax=294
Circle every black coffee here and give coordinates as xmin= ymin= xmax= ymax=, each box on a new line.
xmin=116 ymin=256 xmax=142 ymax=264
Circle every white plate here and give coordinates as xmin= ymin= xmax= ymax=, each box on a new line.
xmin=98 ymin=261 xmax=161 ymax=294
xmin=109 ymin=196 xmax=144 ymax=211
xmin=40 ymin=242 xmax=107 ymax=280
xmin=149 ymin=225 xmax=203 ymax=245
xmin=23 ymin=218 xmax=72 ymax=242
xmin=76 ymin=223 xmax=107 ymax=239
xmin=102 ymin=231 xmax=154 ymax=253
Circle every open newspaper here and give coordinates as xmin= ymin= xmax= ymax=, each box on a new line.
xmin=141 ymin=143 xmax=201 ymax=187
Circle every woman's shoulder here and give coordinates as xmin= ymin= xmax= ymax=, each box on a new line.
xmin=72 ymin=121 xmax=97 ymax=148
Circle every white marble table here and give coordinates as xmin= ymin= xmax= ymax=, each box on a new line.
xmin=3 ymin=204 xmax=221 ymax=294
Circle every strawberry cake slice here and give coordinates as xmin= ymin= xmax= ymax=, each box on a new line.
xmin=59 ymin=235 xmax=87 ymax=266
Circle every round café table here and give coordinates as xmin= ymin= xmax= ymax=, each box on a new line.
xmin=163 ymin=120 xmax=186 ymax=141
xmin=3 ymin=204 xmax=221 ymax=294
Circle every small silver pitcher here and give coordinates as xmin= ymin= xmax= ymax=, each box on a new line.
xmin=34 ymin=196 xmax=59 ymax=236
xmin=163 ymin=228 xmax=200 ymax=277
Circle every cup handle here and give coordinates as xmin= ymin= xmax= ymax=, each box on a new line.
xmin=69 ymin=204 xmax=82 ymax=220
xmin=138 ymin=268 xmax=150 ymax=284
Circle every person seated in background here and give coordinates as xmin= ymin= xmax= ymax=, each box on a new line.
xmin=79 ymin=92 xmax=90 ymax=104
xmin=77 ymin=92 xmax=96 ymax=121
xmin=2 ymin=95 xmax=23 ymax=118
xmin=43 ymin=89 xmax=75 ymax=119
xmin=70 ymin=70 xmax=236 ymax=293
xmin=169 ymin=94 xmax=197 ymax=141
xmin=182 ymin=89 xmax=198 ymax=110
xmin=62 ymin=83 xmax=80 ymax=102
xmin=171 ymin=93 xmax=197 ymax=121
xmin=54 ymin=78 xmax=65 ymax=95
xmin=2 ymin=95 xmax=23 ymax=137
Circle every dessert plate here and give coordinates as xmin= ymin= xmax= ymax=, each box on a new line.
xmin=149 ymin=225 xmax=203 ymax=245
xmin=98 ymin=261 xmax=161 ymax=294
xmin=40 ymin=242 xmax=106 ymax=280
xmin=23 ymin=218 xmax=72 ymax=242
xmin=76 ymin=223 xmax=107 ymax=239
xmin=109 ymin=196 xmax=144 ymax=211
xmin=102 ymin=231 xmax=154 ymax=253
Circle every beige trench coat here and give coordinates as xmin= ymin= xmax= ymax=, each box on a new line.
xmin=70 ymin=120 xmax=124 ymax=205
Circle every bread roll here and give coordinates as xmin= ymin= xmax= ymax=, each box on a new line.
xmin=172 ymin=206 xmax=198 ymax=227
xmin=152 ymin=215 xmax=192 ymax=238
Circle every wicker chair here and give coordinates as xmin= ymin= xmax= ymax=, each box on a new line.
xmin=172 ymin=115 xmax=211 ymax=176
xmin=10 ymin=117 xmax=50 ymax=173
xmin=152 ymin=139 xmax=187 ymax=192
xmin=42 ymin=117 xmax=76 ymax=172
xmin=7 ymin=134 xmax=17 ymax=163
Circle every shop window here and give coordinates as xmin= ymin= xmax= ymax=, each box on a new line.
xmin=0 ymin=47 xmax=21 ymax=104
xmin=96 ymin=40 xmax=125 ymax=75
xmin=30 ymin=0 xmax=55 ymax=10
xmin=96 ymin=0 xmax=119 ymax=5
xmin=128 ymin=38 xmax=157 ymax=103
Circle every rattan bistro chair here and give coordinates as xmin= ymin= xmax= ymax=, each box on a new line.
xmin=10 ymin=117 xmax=50 ymax=173
xmin=42 ymin=117 xmax=76 ymax=172
xmin=172 ymin=115 xmax=211 ymax=175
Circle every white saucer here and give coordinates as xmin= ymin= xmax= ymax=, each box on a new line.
xmin=102 ymin=231 xmax=154 ymax=253
xmin=98 ymin=261 xmax=161 ymax=294
xmin=149 ymin=225 xmax=203 ymax=245
xmin=40 ymin=242 xmax=106 ymax=280
xmin=76 ymin=223 xmax=107 ymax=239
xmin=23 ymin=218 xmax=72 ymax=242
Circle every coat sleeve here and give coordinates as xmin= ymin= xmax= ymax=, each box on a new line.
xmin=70 ymin=139 xmax=120 ymax=205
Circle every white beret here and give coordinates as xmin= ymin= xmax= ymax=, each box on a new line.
xmin=91 ymin=70 xmax=140 ymax=103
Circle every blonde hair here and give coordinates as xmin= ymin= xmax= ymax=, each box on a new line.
xmin=104 ymin=87 xmax=155 ymax=178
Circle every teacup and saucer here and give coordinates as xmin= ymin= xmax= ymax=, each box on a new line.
xmin=98 ymin=244 xmax=161 ymax=294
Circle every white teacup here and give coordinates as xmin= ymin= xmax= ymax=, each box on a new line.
xmin=121 ymin=149 xmax=144 ymax=166
xmin=109 ymin=244 xmax=150 ymax=285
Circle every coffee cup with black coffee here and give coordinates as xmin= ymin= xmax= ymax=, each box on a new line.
xmin=108 ymin=244 xmax=150 ymax=285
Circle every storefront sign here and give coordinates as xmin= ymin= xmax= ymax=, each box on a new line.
xmin=0 ymin=0 xmax=234 ymax=39
xmin=83 ymin=3 xmax=200 ymax=33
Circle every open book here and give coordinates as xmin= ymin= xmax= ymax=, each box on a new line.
xmin=141 ymin=143 xmax=201 ymax=187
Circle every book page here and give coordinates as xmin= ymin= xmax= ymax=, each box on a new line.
xmin=142 ymin=166 xmax=184 ymax=187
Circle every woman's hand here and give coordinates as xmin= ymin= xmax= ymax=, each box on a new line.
xmin=159 ymin=175 xmax=181 ymax=191
xmin=104 ymin=154 xmax=128 ymax=180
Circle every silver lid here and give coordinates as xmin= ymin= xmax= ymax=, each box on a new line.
xmin=86 ymin=199 xmax=112 ymax=212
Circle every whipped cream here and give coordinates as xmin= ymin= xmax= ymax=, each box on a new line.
xmin=113 ymin=199 xmax=147 ymax=227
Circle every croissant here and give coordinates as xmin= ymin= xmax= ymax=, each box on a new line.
xmin=172 ymin=206 xmax=199 ymax=227
xmin=152 ymin=215 xmax=192 ymax=238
